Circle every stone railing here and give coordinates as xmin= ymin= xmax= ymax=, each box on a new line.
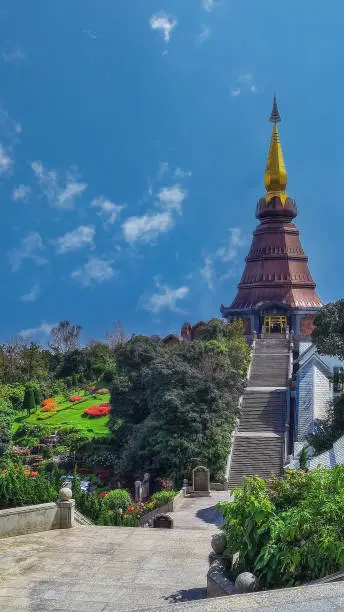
xmin=224 ymin=336 xmax=255 ymax=487
xmin=0 ymin=488 xmax=75 ymax=539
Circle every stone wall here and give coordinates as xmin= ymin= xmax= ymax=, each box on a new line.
xmin=0 ymin=490 xmax=75 ymax=538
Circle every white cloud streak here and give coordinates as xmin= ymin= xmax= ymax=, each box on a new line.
xmin=201 ymin=228 xmax=247 ymax=290
xmin=122 ymin=183 xmax=187 ymax=244
xmin=1 ymin=49 xmax=26 ymax=63
xmin=203 ymin=0 xmax=214 ymax=11
xmin=31 ymin=161 xmax=87 ymax=209
xmin=0 ymin=144 xmax=12 ymax=174
xmin=142 ymin=279 xmax=189 ymax=313
xmin=19 ymin=322 xmax=56 ymax=339
xmin=12 ymin=185 xmax=31 ymax=201
xmin=71 ymin=256 xmax=114 ymax=286
xmin=20 ymin=284 xmax=40 ymax=302
xmin=54 ymin=225 xmax=95 ymax=254
xmin=91 ymin=197 xmax=124 ymax=227
xmin=8 ymin=232 xmax=48 ymax=271
xmin=150 ymin=13 xmax=177 ymax=43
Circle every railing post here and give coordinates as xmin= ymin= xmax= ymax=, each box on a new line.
xmin=57 ymin=488 xmax=75 ymax=529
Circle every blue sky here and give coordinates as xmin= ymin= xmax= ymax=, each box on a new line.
xmin=0 ymin=0 xmax=343 ymax=344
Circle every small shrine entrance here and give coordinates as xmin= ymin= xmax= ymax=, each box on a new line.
xmin=263 ymin=315 xmax=287 ymax=335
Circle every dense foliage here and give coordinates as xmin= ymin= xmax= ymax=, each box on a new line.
xmin=312 ymin=300 xmax=344 ymax=359
xmin=110 ymin=319 xmax=250 ymax=485
xmin=308 ymin=393 xmax=344 ymax=454
xmin=0 ymin=399 xmax=14 ymax=457
xmin=219 ymin=468 xmax=344 ymax=588
xmin=0 ymin=462 xmax=61 ymax=509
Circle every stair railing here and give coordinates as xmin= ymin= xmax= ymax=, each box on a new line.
xmin=224 ymin=332 xmax=256 ymax=488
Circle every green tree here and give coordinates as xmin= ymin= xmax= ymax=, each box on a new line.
xmin=0 ymin=399 xmax=14 ymax=457
xmin=111 ymin=320 xmax=247 ymax=485
xmin=308 ymin=394 xmax=344 ymax=454
xmin=312 ymin=300 xmax=344 ymax=359
xmin=32 ymin=385 xmax=41 ymax=407
xmin=23 ymin=384 xmax=35 ymax=416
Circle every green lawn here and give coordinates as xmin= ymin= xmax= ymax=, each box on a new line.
xmin=13 ymin=393 xmax=111 ymax=439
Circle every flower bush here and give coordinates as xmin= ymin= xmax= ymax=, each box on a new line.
xmin=83 ymin=405 xmax=111 ymax=417
xmin=41 ymin=398 xmax=58 ymax=412
xmin=102 ymin=489 xmax=132 ymax=511
xmin=69 ymin=396 xmax=83 ymax=402
xmin=95 ymin=388 xmax=109 ymax=395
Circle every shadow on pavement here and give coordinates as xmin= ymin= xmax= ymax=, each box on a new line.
xmin=163 ymin=587 xmax=207 ymax=602
xmin=196 ymin=505 xmax=223 ymax=526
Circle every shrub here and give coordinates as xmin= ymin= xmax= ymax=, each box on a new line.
xmin=102 ymin=489 xmax=132 ymax=511
xmin=218 ymin=468 xmax=344 ymax=589
xmin=69 ymin=396 xmax=83 ymax=402
xmin=96 ymin=388 xmax=109 ymax=395
xmin=83 ymin=405 xmax=111 ymax=417
xmin=150 ymin=490 xmax=178 ymax=507
xmin=23 ymin=385 xmax=35 ymax=416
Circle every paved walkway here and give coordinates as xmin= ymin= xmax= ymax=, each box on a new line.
xmin=168 ymin=491 xmax=230 ymax=530
xmin=0 ymin=493 xmax=230 ymax=611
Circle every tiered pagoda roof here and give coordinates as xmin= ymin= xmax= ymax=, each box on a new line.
xmin=225 ymin=96 xmax=322 ymax=312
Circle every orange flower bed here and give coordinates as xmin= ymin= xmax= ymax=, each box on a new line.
xmin=41 ymin=398 xmax=58 ymax=412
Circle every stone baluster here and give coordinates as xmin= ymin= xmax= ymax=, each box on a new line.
xmin=57 ymin=488 xmax=75 ymax=529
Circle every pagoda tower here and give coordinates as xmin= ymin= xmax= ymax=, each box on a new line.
xmin=221 ymin=96 xmax=322 ymax=337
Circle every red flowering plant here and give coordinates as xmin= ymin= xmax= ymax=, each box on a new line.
xmin=69 ymin=396 xmax=84 ymax=402
xmin=98 ymin=491 xmax=110 ymax=498
xmin=83 ymin=405 xmax=111 ymax=417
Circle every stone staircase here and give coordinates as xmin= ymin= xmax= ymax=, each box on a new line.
xmin=228 ymin=337 xmax=290 ymax=489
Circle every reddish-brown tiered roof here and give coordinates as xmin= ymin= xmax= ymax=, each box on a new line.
xmin=230 ymin=195 xmax=321 ymax=309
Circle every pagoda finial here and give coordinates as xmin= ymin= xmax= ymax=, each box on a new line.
xmin=269 ymin=93 xmax=281 ymax=124
xmin=264 ymin=94 xmax=288 ymax=205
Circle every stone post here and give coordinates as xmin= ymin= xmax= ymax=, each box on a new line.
xmin=134 ymin=480 xmax=143 ymax=503
xmin=142 ymin=473 xmax=150 ymax=500
xmin=57 ymin=488 xmax=75 ymax=529
xmin=183 ymin=478 xmax=188 ymax=496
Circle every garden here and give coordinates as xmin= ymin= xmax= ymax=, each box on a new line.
xmin=0 ymin=459 xmax=178 ymax=528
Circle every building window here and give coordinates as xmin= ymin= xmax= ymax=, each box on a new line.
xmin=333 ymin=367 xmax=344 ymax=393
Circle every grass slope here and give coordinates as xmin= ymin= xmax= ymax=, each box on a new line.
xmin=13 ymin=393 xmax=111 ymax=439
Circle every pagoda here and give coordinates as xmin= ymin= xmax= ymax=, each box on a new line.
xmin=221 ymin=96 xmax=322 ymax=337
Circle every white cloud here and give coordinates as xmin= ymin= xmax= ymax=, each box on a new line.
xmin=1 ymin=49 xmax=25 ymax=63
xmin=31 ymin=161 xmax=87 ymax=209
xmin=238 ymin=72 xmax=254 ymax=85
xmin=71 ymin=256 xmax=114 ymax=286
xmin=201 ymin=255 xmax=215 ymax=290
xmin=0 ymin=144 xmax=12 ymax=174
xmin=142 ymin=279 xmax=189 ymax=313
xmin=12 ymin=185 xmax=31 ymax=201
xmin=19 ymin=321 xmax=56 ymax=339
xmin=157 ymin=184 xmax=187 ymax=213
xmin=123 ymin=182 xmax=188 ymax=244
xmin=198 ymin=25 xmax=211 ymax=43
xmin=201 ymin=228 xmax=247 ymax=290
xmin=234 ymin=73 xmax=258 ymax=95
xmin=54 ymin=225 xmax=95 ymax=254
xmin=203 ymin=0 xmax=214 ymax=11
xmin=20 ymin=284 xmax=40 ymax=303
xmin=91 ymin=197 xmax=123 ymax=227
xmin=123 ymin=211 xmax=173 ymax=244
xmin=174 ymin=167 xmax=192 ymax=179
xmin=8 ymin=232 xmax=48 ymax=271
xmin=150 ymin=13 xmax=177 ymax=43
xmin=82 ymin=29 xmax=97 ymax=40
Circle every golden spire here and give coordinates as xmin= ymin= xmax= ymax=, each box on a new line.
xmin=264 ymin=95 xmax=288 ymax=205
